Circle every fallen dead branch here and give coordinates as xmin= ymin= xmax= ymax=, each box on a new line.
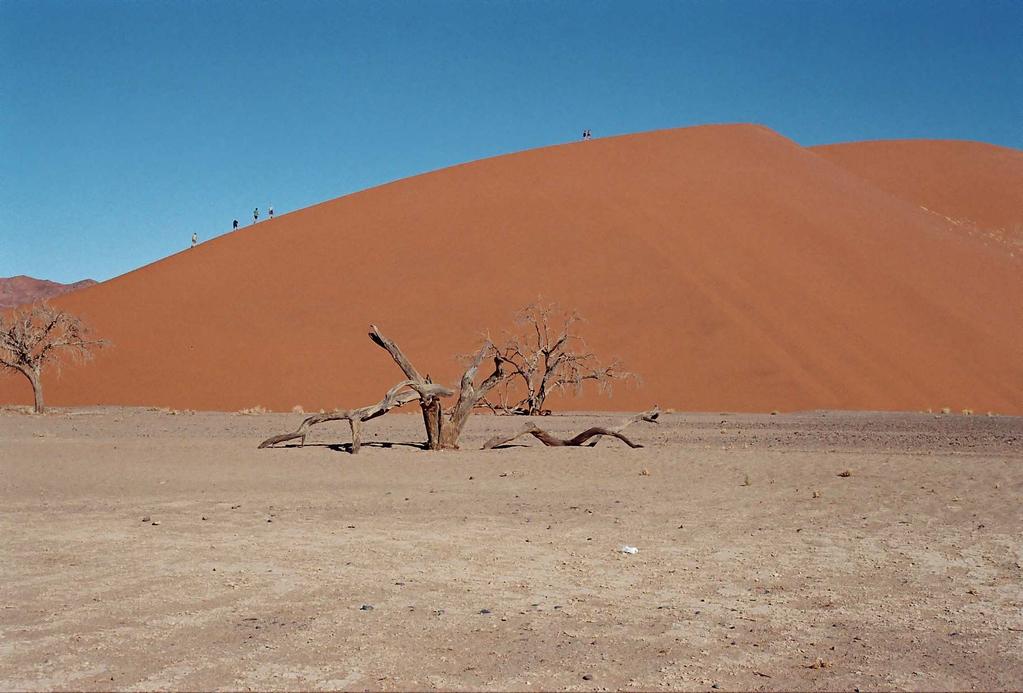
xmin=482 ymin=407 xmax=659 ymax=450
xmin=257 ymin=379 xmax=452 ymax=453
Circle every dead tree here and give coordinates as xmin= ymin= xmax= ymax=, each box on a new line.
xmin=369 ymin=325 xmax=504 ymax=450
xmin=484 ymin=299 xmax=633 ymax=415
xmin=0 ymin=302 xmax=105 ymax=413
xmin=259 ymin=325 xmax=504 ymax=452
xmin=482 ymin=408 xmax=660 ymax=450
xmin=257 ymin=379 xmax=452 ymax=452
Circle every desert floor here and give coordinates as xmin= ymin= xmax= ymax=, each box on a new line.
xmin=1 ymin=407 xmax=1021 ymax=691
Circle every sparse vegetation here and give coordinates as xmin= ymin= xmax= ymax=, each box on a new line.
xmin=237 ymin=406 xmax=269 ymax=415
xmin=260 ymin=323 xmax=653 ymax=453
xmin=0 ymin=302 xmax=106 ymax=413
xmin=481 ymin=299 xmax=634 ymax=415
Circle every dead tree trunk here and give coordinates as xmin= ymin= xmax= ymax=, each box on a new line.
xmin=257 ymin=379 xmax=451 ymax=452
xmin=482 ymin=408 xmax=659 ymax=450
xmin=369 ymin=325 xmax=504 ymax=450
xmin=584 ymin=407 xmax=660 ymax=446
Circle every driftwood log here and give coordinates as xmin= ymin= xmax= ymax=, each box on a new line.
xmin=482 ymin=407 xmax=660 ymax=450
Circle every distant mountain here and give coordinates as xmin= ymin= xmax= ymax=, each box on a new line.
xmin=0 ymin=275 xmax=98 ymax=310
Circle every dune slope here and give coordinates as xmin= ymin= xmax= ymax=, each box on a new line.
xmin=2 ymin=125 xmax=1021 ymax=413
xmin=813 ymin=140 xmax=1023 ymax=253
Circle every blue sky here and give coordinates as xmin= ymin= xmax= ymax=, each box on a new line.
xmin=2 ymin=0 xmax=1020 ymax=283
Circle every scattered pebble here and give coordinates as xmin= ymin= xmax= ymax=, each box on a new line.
xmin=479 ymin=608 xmax=492 ymax=615
xmin=141 ymin=515 xmax=151 ymax=523
xmin=582 ymin=674 xmax=593 ymax=681
xmin=359 ymin=604 xmax=374 ymax=611
xmin=151 ymin=521 xmax=160 ymax=526
xmin=838 ymin=470 xmax=852 ymax=477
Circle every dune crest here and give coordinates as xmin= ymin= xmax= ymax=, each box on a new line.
xmin=3 ymin=125 xmax=1021 ymax=413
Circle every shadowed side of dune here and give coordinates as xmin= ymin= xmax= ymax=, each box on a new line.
xmin=813 ymin=140 xmax=1023 ymax=253
xmin=2 ymin=125 xmax=1021 ymax=413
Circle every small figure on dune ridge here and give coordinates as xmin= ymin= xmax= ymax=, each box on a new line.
xmin=191 ymin=232 xmax=197 ymax=248
xmin=253 ymin=207 xmax=259 ymax=224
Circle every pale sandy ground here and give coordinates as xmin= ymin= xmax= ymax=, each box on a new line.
xmin=1 ymin=407 xmax=1021 ymax=692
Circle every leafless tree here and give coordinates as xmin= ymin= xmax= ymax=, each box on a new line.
xmin=0 ymin=302 xmax=105 ymax=413
xmin=483 ymin=299 xmax=634 ymax=415
xmin=260 ymin=325 xmax=504 ymax=452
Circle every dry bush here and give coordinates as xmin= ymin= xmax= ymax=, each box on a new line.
xmin=236 ymin=406 xmax=269 ymax=415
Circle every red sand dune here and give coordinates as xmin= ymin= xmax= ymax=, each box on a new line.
xmin=0 ymin=276 xmax=97 ymax=310
xmin=813 ymin=140 xmax=1023 ymax=252
xmin=2 ymin=125 xmax=1021 ymax=413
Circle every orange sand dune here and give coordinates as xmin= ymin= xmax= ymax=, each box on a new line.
xmin=3 ymin=125 xmax=1021 ymax=413
xmin=813 ymin=140 xmax=1023 ymax=251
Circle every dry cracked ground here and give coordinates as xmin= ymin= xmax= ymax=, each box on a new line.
xmin=1 ymin=407 xmax=1021 ymax=691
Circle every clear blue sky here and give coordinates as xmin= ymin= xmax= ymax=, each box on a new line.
xmin=2 ymin=0 xmax=1020 ymax=283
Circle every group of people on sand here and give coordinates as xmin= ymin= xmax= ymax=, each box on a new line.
xmin=582 ymin=129 xmax=593 ymax=140
xmin=190 ymin=203 xmax=275 ymax=248
xmin=240 ymin=202 xmax=272 ymax=227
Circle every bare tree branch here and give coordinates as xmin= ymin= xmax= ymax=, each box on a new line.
xmin=258 ymin=380 xmax=431 ymax=451
xmin=481 ymin=408 xmax=659 ymax=450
